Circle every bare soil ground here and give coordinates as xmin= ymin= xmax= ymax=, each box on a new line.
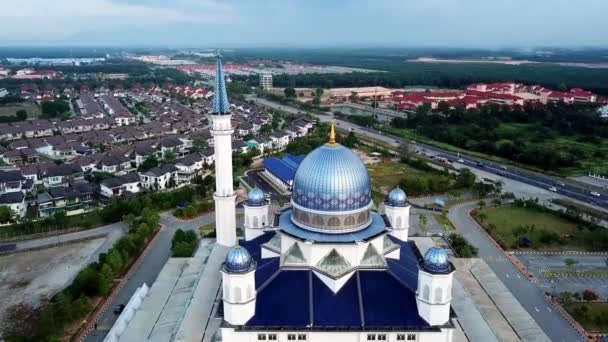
xmin=0 ymin=238 xmax=105 ymax=331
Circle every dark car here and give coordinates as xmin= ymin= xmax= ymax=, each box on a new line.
xmin=114 ymin=304 xmax=125 ymax=315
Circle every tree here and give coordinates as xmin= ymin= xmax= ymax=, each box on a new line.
xmin=139 ymin=155 xmax=159 ymax=172
xmin=0 ymin=205 xmax=15 ymax=223
xmin=163 ymin=151 xmax=177 ymax=164
xmin=437 ymin=101 xmax=450 ymax=113
xmin=419 ymin=213 xmax=428 ymax=233
xmin=455 ymin=168 xmax=476 ymax=188
xmin=106 ymin=249 xmax=124 ymax=275
xmin=16 ymin=109 xmax=27 ymax=121
xmin=312 ymin=96 xmax=321 ymax=106
xmin=583 ymin=289 xmax=598 ymax=301
xmin=192 ymin=138 xmax=207 ymax=152
xmin=41 ymin=100 xmax=70 ymax=118
xmin=98 ymin=263 xmax=114 ymax=295
xmin=284 ymin=87 xmax=296 ymax=99
xmin=349 ymin=91 xmax=358 ymax=102
xmin=397 ymin=142 xmax=415 ymax=161
xmin=314 ymin=88 xmax=324 ymax=98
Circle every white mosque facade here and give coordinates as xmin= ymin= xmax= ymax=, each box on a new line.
xmin=210 ymin=55 xmax=457 ymax=342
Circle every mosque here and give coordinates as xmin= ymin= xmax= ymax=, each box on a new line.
xmin=211 ymin=54 xmax=457 ymax=342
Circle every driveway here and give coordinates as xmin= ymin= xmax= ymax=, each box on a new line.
xmin=448 ymin=201 xmax=583 ymax=342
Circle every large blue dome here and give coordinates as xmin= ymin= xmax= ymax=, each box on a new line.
xmin=292 ymin=144 xmax=371 ymax=212
xmin=422 ymin=247 xmax=450 ymax=273
xmin=224 ymin=245 xmax=254 ymax=273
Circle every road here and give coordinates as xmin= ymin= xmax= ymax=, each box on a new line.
xmin=448 ymin=201 xmax=583 ymax=342
xmin=247 ymin=95 xmax=608 ymax=210
xmin=85 ymin=211 xmax=215 ymax=341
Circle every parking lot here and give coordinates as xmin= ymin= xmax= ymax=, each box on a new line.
xmin=516 ymin=253 xmax=608 ymax=297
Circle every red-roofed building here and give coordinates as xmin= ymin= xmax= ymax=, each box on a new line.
xmin=569 ymin=88 xmax=597 ymax=103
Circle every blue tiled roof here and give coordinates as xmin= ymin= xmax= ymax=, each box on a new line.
xmin=280 ymin=210 xmax=387 ymax=243
xmin=312 ymin=272 xmax=361 ymax=328
xmin=246 ymin=271 xmax=311 ymax=327
xmin=238 ymin=232 xmax=434 ymax=330
xmin=359 ymin=271 xmax=429 ymax=328
xmin=262 ymin=154 xmax=304 ymax=185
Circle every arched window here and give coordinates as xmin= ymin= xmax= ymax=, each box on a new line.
xmin=357 ymin=212 xmax=367 ymax=224
xmin=344 ymin=215 xmax=355 ymax=227
xmin=262 ymin=214 xmax=267 ymax=226
xmin=434 ymin=287 xmax=443 ymax=302
xmin=247 ymin=284 xmax=254 ymax=300
xmin=395 ymin=217 xmax=402 ymax=229
xmin=253 ymin=216 xmax=259 ymax=228
xmin=223 ymin=283 xmax=230 ymax=301
xmin=245 ymin=215 xmax=250 ymax=228
xmin=313 ymin=215 xmax=324 ymax=227
xmin=423 ymin=285 xmax=430 ymax=301
xmin=234 ymin=286 xmax=242 ymax=302
xmin=328 ymin=217 xmax=340 ymax=227
xmin=300 ymin=212 xmax=310 ymax=224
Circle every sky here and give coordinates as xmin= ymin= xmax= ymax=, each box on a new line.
xmin=1 ymin=0 xmax=607 ymax=48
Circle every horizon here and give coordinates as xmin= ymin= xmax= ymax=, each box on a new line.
xmin=2 ymin=0 xmax=608 ymax=48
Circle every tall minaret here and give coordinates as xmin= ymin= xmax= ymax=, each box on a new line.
xmin=211 ymin=52 xmax=237 ymax=247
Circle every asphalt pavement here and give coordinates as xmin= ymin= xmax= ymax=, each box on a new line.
xmin=448 ymin=201 xmax=583 ymax=342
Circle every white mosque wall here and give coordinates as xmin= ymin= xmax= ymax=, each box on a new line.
xmin=416 ymin=269 xmax=454 ymax=326
xmin=261 ymin=247 xmax=280 ymax=259
xmin=222 ymin=268 xmax=256 ymax=325
xmin=221 ymin=328 xmax=453 ymax=342
xmin=384 ymin=204 xmax=410 ymax=241
xmin=244 ymin=203 xmax=269 ymax=241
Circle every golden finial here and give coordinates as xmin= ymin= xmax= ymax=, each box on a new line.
xmin=434 ymin=240 xmax=442 ymax=248
xmin=235 ymin=241 xmax=240 ymax=248
xmin=329 ymin=120 xmax=336 ymax=145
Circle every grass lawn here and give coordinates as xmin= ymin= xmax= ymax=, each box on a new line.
xmin=367 ymin=162 xmax=427 ymax=201
xmin=563 ymin=302 xmax=608 ymax=333
xmin=0 ymin=103 xmax=41 ymax=118
xmin=474 ymin=205 xmax=598 ymax=251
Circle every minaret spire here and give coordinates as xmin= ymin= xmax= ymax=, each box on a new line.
xmin=210 ymin=50 xmax=237 ymax=247
xmin=213 ymin=51 xmax=230 ymax=114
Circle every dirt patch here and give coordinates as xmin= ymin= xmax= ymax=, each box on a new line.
xmin=0 ymin=238 xmax=105 ymax=332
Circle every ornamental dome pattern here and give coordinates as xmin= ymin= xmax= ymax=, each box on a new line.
xmin=225 ymin=245 xmax=253 ymax=273
xmin=422 ymin=247 xmax=450 ymax=273
xmin=292 ymin=144 xmax=371 ymax=212
xmin=386 ymin=187 xmax=407 ymax=207
xmin=247 ymin=188 xmax=266 ymax=206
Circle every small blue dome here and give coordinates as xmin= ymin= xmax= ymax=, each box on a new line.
xmin=386 ymin=187 xmax=407 ymax=207
xmin=292 ymin=144 xmax=371 ymax=212
xmin=247 ymin=188 xmax=266 ymax=206
xmin=423 ymin=247 xmax=450 ymax=273
xmin=225 ymin=245 xmax=253 ymax=273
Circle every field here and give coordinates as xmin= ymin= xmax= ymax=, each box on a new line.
xmin=563 ymin=302 xmax=608 ymax=333
xmin=367 ymin=162 xmax=427 ymax=202
xmin=0 ymin=103 xmax=41 ymax=118
xmin=474 ymin=205 xmax=601 ymax=251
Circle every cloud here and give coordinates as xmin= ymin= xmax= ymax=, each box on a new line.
xmin=0 ymin=0 xmax=237 ymax=44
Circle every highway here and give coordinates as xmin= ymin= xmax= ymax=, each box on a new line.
xmin=248 ymin=95 xmax=608 ymax=210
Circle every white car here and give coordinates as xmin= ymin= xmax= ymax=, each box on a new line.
xmin=457 ymin=159 xmax=464 ymax=163
xmin=548 ymin=187 xmax=557 ymax=192
xmin=590 ymin=191 xmax=601 ymax=197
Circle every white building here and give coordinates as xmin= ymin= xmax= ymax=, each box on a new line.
xmin=139 ymin=164 xmax=178 ymax=191
xmin=259 ymin=73 xmax=273 ymax=90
